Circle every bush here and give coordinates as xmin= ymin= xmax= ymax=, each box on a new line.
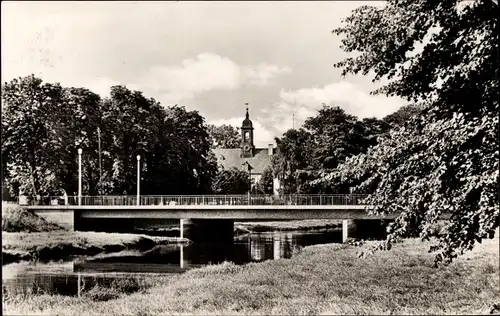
xmin=1 ymin=202 xmax=63 ymax=232
xmin=83 ymin=285 xmax=121 ymax=302
xmin=110 ymin=277 xmax=141 ymax=294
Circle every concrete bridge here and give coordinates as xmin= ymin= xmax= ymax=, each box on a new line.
xmin=21 ymin=194 xmax=402 ymax=242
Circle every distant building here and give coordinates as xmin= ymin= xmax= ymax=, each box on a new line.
xmin=212 ymin=108 xmax=279 ymax=194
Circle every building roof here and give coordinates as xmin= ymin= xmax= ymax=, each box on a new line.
xmin=212 ymin=148 xmax=275 ymax=174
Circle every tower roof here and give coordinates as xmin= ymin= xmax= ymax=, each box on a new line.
xmin=242 ymin=107 xmax=253 ymax=128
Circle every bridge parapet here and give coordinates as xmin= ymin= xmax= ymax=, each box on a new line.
xmin=19 ymin=194 xmax=370 ymax=207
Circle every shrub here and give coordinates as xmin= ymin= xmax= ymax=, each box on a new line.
xmin=1 ymin=202 xmax=63 ymax=232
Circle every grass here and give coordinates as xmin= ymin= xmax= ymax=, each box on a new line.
xmin=3 ymin=231 xmax=498 ymax=315
xmin=2 ymin=231 xmax=190 ymax=264
xmin=236 ymin=219 xmax=342 ymax=232
xmin=2 ymin=202 xmax=64 ymax=232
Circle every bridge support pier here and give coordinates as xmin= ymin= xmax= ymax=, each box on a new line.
xmin=342 ymin=219 xmax=392 ymax=242
xmin=180 ymin=219 xmax=184 ymax=239
xmin=182 ymin=219 xmax=234 ymax=242
xmin=342 ymin=220 xmax=348 ymax=243
xmin=74 ymin=210 xmax=83 ymax=231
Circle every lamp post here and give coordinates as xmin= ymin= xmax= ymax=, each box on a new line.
xmin=248 ymin=168 xmax=251 ymax=205
xmin=136 ymin=154 xmax=141 ymax=206
xmin=97 ymin=127 xmax=102 ymax=194
xmin=243 ymin=162 xmax=252 ymax=205
xmin=78 ymin=148 xmax=82 ymax=206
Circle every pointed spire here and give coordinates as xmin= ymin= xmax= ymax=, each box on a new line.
xmin=245 ymin=103 xmax=249 ymax=119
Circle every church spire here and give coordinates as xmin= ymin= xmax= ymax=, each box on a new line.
xmin=241 ymin=102 xmax=254 ymax=158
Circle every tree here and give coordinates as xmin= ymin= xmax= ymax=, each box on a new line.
xmin=2 ymin=75 xmax=67 ymax=198
xmin=211 ymin=167 xmax=250 ymax=194
xmin=360 ymin=117 xmax=391 ymax=148
xmin=252 ymin=166 xmax=274 ymax=194
xmin=60 ymin=87 xmax=104 ymax=196
xmin=102 ymin=86 xmax=217 ymax=195
xmin=271 ymin=128 xmax=312 ymax=194
xmin=161 ymin=105 xmax=217 ymax=194
xmin=303 ymin=105 xmax=370 ymax=170
xmin=207 ymin=124 xmax=240 ymax=149
xmin=382 ymin=104 xmax=423 ymax=129
xmin=100 ymin=86 xmax=162 ymax=195
xmin=271 ymin=105 xmax=389 ymax=194
xmin=327 ymin=0 xmax=498 ymax=265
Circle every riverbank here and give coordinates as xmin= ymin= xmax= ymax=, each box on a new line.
xmin=2 ymin=231 xmax=190 ymax=264
xmin=2 ymin=202 xmax=64 ymax=232
xmin=236 ymin=219 xmax=342 ymax=232
xmin=3 ymin=232 xmax=498 ymax=315
xmin=137 ymin=220 xmax=344 ymax=237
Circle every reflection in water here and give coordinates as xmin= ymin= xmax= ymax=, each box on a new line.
xmin=2 ymin=228 xmax=342 ymax=297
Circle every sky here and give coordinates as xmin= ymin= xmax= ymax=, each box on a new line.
xmin=1 ymin=1 xmax=405 ymax=148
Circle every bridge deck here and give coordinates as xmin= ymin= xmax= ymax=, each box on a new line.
xmin=20 ymin=195 xmax=451 ymax=220
xmin=27 ymin=205 xmax=390 ymax=220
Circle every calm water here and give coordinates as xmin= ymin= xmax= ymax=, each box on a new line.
xmin=2 ymin=228 xmax=343 ymax=297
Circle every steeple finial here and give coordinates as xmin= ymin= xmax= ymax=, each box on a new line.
xmin=245 ymin=103 xmax=249 ymax=119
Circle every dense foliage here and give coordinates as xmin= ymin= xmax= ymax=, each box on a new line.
xmin=310 ymin=0 xmax=498 ymax=264
xmin=271 ymin=128 xmax=312 ymax=194
xmin=252 ymin=166 xmax=274 ymax=195
xmin=271 ymin=105 xmax=393 ymax=194
xmin=211 ymin=167 xmax=251 ymax=194
xmin=2 ymin=75 xmax=218 ymax=197
xmin=207 ymin=124 xmax=240 ymax=149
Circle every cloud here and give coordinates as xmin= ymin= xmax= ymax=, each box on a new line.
xmin=139 ymin=53 xmax=243 ymax=98
xmin=207 ymin=116 xmax=276 ymax=148
xmin=259 ymin=81 xmax=405 ymax=137
xmin=279 ymin=81 xmax=404 ymax=118
xmin=242 ymin=64 xmax=292 ymax=86
xmin=84 ymin=77 xmax=122 ymax=97
xmin=83 ymin=53 xmax=292 ymax=105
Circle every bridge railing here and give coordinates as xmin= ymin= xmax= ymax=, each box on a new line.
xmin=19 ymin=194 xmax=370 ymax=206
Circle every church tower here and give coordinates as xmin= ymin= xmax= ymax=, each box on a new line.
xmin=241 ymin=107 xmax=255 ymax=158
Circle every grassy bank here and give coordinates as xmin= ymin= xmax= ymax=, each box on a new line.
xmin=2 ymin=202 xmax=64 ymax=232
xmin=3 ymin=232 xmax=498 ymax=315
xmin=2 ymin=231 xmax=190 ymax=264
xmin=236 ymin=219 xmax=342 ymax=232
xmin=136 ymin=220 xmax=343 ymax=237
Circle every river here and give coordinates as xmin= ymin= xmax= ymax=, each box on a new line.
xmin=2 ymin=228 xmax=343 ymax=297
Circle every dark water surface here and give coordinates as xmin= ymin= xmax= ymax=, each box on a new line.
xmin=2 ymin=229 xmax=343 ymax=297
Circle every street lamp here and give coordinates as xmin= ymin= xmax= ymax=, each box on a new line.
xmin=243 ymin=162 xmax=252 ymax=205
xmin=136 ymin=154 xmax=141 ymax=206
xmin=78 ymin=148 xmax=82 ymax=206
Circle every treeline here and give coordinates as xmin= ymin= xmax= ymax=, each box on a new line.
xmin=269 ymin=103 xmax=422 ymax=194
xmin=1 ymin=75 xmax=218 ymax=198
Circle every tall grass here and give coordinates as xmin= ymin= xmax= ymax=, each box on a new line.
xmin=81 ymin=276 xmax=147 ymax=302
